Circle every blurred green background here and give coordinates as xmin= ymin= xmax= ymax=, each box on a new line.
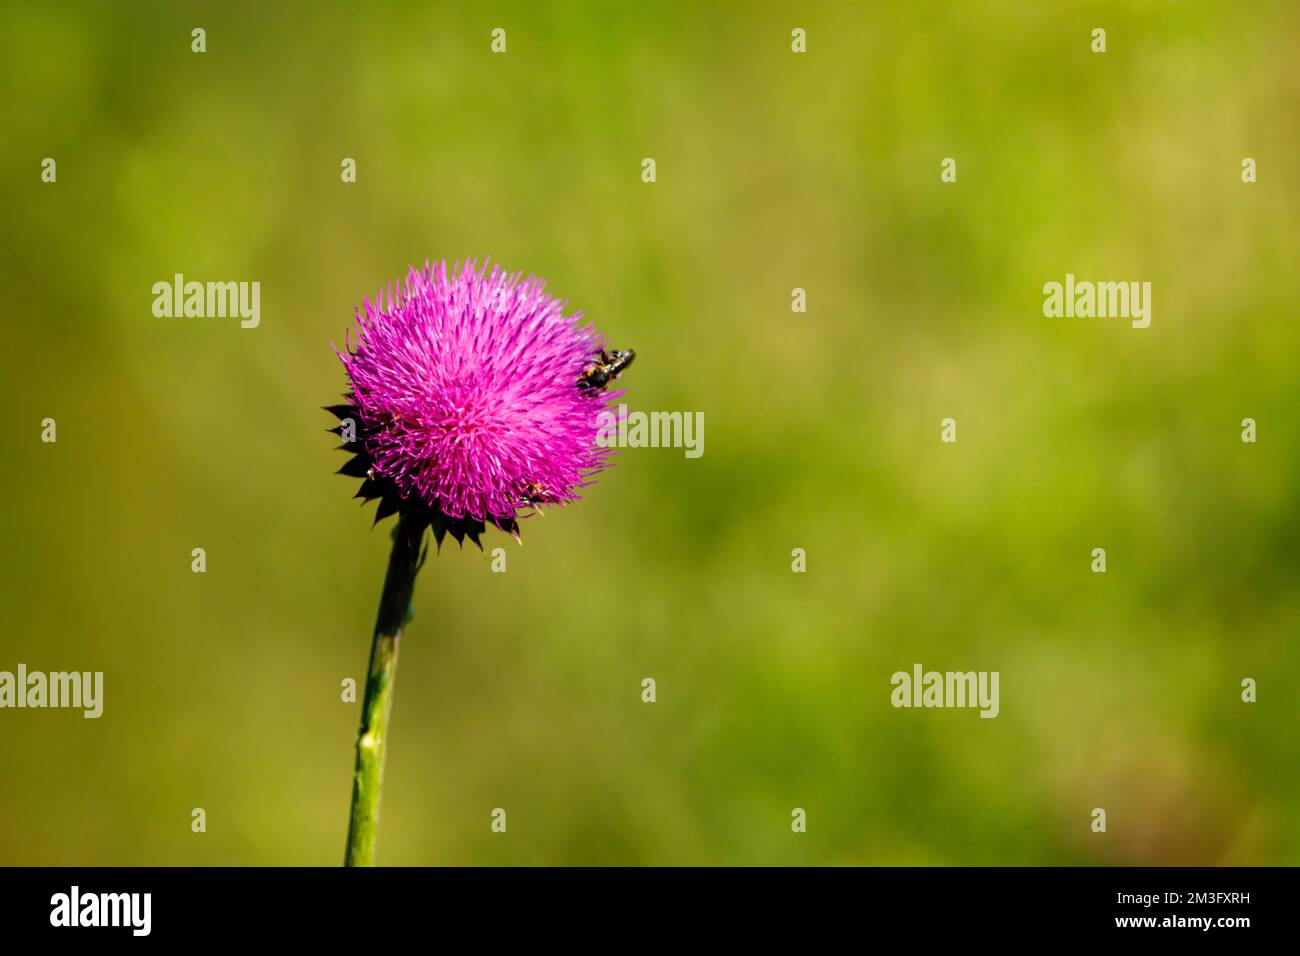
xmin=2 ymin=0 xmax=1298 ymax=866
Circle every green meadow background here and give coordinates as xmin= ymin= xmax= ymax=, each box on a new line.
xmin=2 ymin=1 xmax=1297 ymax=865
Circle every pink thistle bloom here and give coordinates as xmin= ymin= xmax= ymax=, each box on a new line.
xmin=330 ymin=260 xmax=629 ymax=544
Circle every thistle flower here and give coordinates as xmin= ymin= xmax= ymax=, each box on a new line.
xmin=332 ymin=260 xmax=632 ymax=866
xmin=329 ymin=260 xmax=622 ymax=546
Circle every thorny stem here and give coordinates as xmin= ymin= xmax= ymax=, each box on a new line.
xmin=345 ymin=513 xmax=427 ymax=866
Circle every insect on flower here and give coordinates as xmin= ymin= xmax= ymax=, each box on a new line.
xmin=577 ymin=349 xmax=636 ymax=392
xmin=330 ymin=260 xmax=635 ymax=547
xmin=517 ymin=480 xmax=555 ymax=513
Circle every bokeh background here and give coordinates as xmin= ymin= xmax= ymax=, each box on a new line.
xmin=2 ymin=0 xmax=1298 ymax=865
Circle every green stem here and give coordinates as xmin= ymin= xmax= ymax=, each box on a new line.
xmin=345 ymin=513 xmax=427 ymax=867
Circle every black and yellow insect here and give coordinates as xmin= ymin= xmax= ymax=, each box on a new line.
xmin=577 ymin=348 xmax=636 ymax=392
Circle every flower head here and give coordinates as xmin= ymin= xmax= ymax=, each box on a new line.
xmin=329 ymin=260 xmax=626 ymax=546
